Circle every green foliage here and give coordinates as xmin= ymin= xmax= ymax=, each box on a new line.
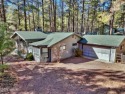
xmin=4 ymin=0 xmax=125 ymax=33
xmin=26 ymin=53 xmax=34 ymax=61
xmin=0 ymin=23 xmax=14 ymax=64
xmin=0 ymin=64 xmax=9 ymax=72
xmin=74 ymin=48 xmax=82 ymax=57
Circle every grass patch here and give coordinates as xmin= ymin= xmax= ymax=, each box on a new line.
xmin=0 ymin=64 xmax=9 ymax=72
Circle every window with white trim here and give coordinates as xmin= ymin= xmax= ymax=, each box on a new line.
xmin=60 ymin=45 xmax=66 ymax=50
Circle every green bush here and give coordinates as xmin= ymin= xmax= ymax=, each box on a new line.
xmin=74 ymin=48 xmax=82 ymax=57
xmin=0 ymin=64 xmax=9 ymax=72
xmin=26 ymin=53 xmax=34 ymax=61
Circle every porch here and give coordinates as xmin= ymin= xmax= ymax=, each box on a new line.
xmin=32 ymin=46 xmax=51 ymax=63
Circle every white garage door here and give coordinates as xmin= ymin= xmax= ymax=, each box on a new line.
xmin=83 ymin=45 xmax=111 ymax=62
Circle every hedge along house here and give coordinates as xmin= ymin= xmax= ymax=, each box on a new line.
xmin=11 ymin=31 xmax=48 ymax=56
xmin=79 ymin=35 xmax=125 ymax=63
xmin=30 ymin=32 xmax=81 ymax=62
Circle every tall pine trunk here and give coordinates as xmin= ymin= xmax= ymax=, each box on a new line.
xmin=32 ymin=9 xmax=35 ymax=31
xmin=24 ymin=0 xmax=27 ymax=31
xmin=17 ymin=4 xmax=21 ymax=30
xmin=0 ymin=53 xmax=4 ymax=73
xmin=53 ymin=0 xmax=56 ymax=32
xmin=0 ymin=53 xmax=3 ymax=65
xmin=87 ymin=5 xmax=90 ymax=33
xmin=42 ymin=0 xmax=44 ymax=31
xmin=61 ymin=0 xmax=64 ymax=32
xmin=68 ymin=0 xmax=71 ymax=32
xmin=1 ymin=0 xmax=6 ymax=22
xmin=72 ymin=0 xmax=75 ymax=32
xmin=28 ymin=13 xmax=31 ymax=31
xmin=109 ymin=11 xmax=115 ymax=35
xmin=28 ymin=1 xmax=31 ymax=31
xmin=37 ymin=0 xmax=40 ymax=27
xmin=49 ymin=0 xmax=52 ymax=32
xmin=76 ymin=2 xmax=79 ymax=32
xmin=90 ymin=3 xmax=97 ymax=34
xmin=81 ymin=0 xmax=85 ymax=34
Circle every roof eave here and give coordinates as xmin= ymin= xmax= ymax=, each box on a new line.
xmin=31 ymin=45 xmax=48 ymax=47
xmin=48 ymin=33 xmax=79 ymax=47
xmin=11 ymin=32 xmax=27 ymax=42
xmin=80 ymin=43 xmax=118 ymax=47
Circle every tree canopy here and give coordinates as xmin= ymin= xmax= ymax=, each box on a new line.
xmin=0 ymin=0 xmax=125 ymax=34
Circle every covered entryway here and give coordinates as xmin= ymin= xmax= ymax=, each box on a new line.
xmin=32 ymin=47 xmax=41 ymax=62
xmin=83 ymin=45 xmax=112 ymax=62
xmin=32 ymin=47 xmax=51 ymax=63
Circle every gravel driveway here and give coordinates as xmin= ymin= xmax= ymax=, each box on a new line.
xmin=10 ymin=57 xmax=125 ymax=94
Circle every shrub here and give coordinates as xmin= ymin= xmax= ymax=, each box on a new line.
xmin=74 ymin=48 xmax=82 ymax=57
xmin=26 ymin=53 xmax=34 ymax=61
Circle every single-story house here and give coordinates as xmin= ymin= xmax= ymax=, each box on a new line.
xmin=11 ymin=31 xmax=81 ymax=62
xmin=30 ymin=32 xmax=81 ymax=62
xmin=11 ymin=31 xmax=48 ymax=55
xmin=79 ymin=35 xmax=125 ymax=63
xmin=11 ymin=31 xmax=125 ymax=63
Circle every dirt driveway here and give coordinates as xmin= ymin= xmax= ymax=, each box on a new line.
xmin=10 ymin=57 xmax=125 ymax=94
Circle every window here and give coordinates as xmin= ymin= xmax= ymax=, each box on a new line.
xmin=42 ymin=48 xmax=48 ymax=57
xmin=120 ymin=45 xmax=124 ymax=50
xmin=60 ymin=45 xmax=66 ymax=50
xmin=72 ymin=35 xmax=76 ymax=39
xmin=42 ymin=48 xmax=48 ymax=53
xmin=72 ymin=43 xmax=77 ymax=46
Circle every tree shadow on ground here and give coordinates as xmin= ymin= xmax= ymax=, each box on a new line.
xmin=10 ymin=63 xmax=125 ymax=94
xmin=3 ymin=55 xmax=25 ymax=63
xmin=61 ymin=57 xmax=96 ymax=64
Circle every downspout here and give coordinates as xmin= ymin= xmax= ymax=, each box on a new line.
xmin=109 ymin=48 xmax=112 ymax=62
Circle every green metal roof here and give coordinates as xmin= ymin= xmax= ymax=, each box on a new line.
xmin=30 ymin=32 xmax=74 ymax=47
xmin=11 ymin=31 xmax=48 ymax=40
xmin=79 ymin=35 xmax=125 ymax=47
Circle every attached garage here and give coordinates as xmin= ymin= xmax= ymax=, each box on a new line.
xmin=79 ymin=35 xmax=125 ymax=63
xmin=83 ymin=45 xmax=115 ymax=62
